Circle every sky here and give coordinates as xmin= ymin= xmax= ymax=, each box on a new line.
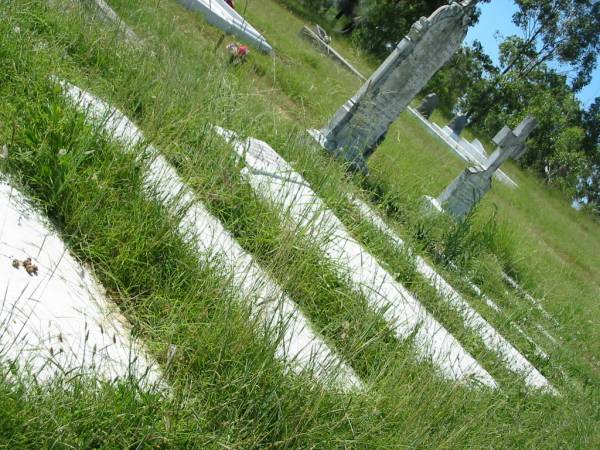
xmin=465 ymin=0 xmax=600 ymax=109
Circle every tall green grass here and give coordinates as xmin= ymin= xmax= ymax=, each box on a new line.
xmin=0 ymin=0 xmax=598 ymax=447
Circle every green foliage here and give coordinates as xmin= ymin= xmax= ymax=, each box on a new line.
xmin=0 ymin=0 xmax=600 ymax=448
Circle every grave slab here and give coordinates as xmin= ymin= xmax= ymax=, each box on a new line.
xmin=299 ymin=25 xmax=367 ymax=81
xmin=349 ymin=195 xmax=554 ymax=391
xmin=0 ymin=179 xmax=161 ymax=386
xmin=175 ymin=0 xmax=273 ymax=53
xmin=58 ymin=80 xmax=358 ymax=390
xmin=216 ymin=127 xmax=497 ymax=388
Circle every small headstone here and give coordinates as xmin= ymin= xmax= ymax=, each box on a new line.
xmin=309 ymin=1 xmax=476 ymax=174
xmin=448 ymin=114 xmax=468 ymax=138
xmin=416 ymin=93 xmax=439 ymax=119
xmin=435 ymin=116 xmax=537 ymax=220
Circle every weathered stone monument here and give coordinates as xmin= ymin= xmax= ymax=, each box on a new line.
xmin=309 ymin=0 xmax=476 ymax=174
xmin=448 ymin=113 xmax=468 ymax=138
xmin=431 ymin=116 xmax=537 ymax=220
xmin=416 ymin=93 xmax=439 ymax=119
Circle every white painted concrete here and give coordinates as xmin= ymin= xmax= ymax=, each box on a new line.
xmin=215 ymin=127 xmax=497 ymax=388
xmin=80 ymin=0 xmax=140 ymax=43
xmin=300 ymin=26 xmax=366 ymax=81
xmin=408 ymin=106 xmax=517 ymax=188
xmin=58 ymin=80 xmax=359 ymax=390
xmin=175 ymin=0 xmax=273 ymax=53
xmin=0 ymin=179 xmax=161 ymax=386
xmin=456 ymin=277 xmax=549 ymax=361
xmin=502 ymin=273 xmax=560 ymax=327
xmin=349 ymin=195 xmax=554 ymax=390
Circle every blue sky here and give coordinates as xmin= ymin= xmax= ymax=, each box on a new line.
xmin=465 ymin=0 xmax=600 ymax=109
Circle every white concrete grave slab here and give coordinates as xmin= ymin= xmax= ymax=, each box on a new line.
xmin=215 ymin=127 xmax=497 ymax=388
xmin=299 ymin=25 xmax=367 ymax=81
xmin=349 ymin=195 xmax=554 ymax=391
xmin=408 ymin=106 xmax=518 ymax=188
xmin=58 ymin=80 xmax=359 ymax=391
xmin=447 ymin=268 xmax=549 ymax=361
xmin=502 ymin=273 xmax=560 ymax=327
xmin=0 ymin=179 xmax=161 ymax=386
xmin=175 ymin=0 xmax=273 ymax=53
xmin=84 ymin=0 xmax=140 ymax=44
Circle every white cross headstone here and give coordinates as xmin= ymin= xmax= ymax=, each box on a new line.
xmin=434 ymin=116 xmax=537 ymax=220
xmin=309 ymin=1 xmax=476 ymax=174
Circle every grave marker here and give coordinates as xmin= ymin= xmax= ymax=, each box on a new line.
xmin=434 ymin=116 xmax=537 ymax=220
xmin=416 ymin=93 xmax=439 ymax=119
xmin=448 ymin=113 xmax=468 ymax=138
xmin=309 ymin=1 xmax=476 ymax=174
xmin=176 ymin=0 xmax=273 ymax=53
xmin=217 ymin=127 xmax=497 ymax=388
xmin=59 ymin=80 xmax=359 ymax=390
xmin=0 ymin=179 xmax=161 ymax=386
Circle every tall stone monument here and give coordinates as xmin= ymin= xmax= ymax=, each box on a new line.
xmin=309 ymin=0 xmax=476 ymax=174
xmin=432 ymin=116 xmax=537 ymax=221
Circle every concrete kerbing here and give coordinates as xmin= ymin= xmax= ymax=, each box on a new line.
xmin=299 ymin=26 xmax=367 ymax=81
xmin=175 ymin=0 xmax=273 ymax=53
xmin=0 ymin=178 xmax=162 ymax=387
xmin=216 ymin=126 xmax=498 ymax=389
xmin=58 ymin=80 xmax=360 ymax=391
xmin=349 ymin=195 xmax=556 ymax=393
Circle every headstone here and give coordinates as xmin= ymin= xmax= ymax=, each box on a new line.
xmin=309 ymin=1 xmax=476 ymax=174
xmin=436 ymin=116 xmax=537 ymax=220
xmin=416 ymin=93 xmax=439 ymax=119
xmin=448 ymin=114 xmax=468 ymax=138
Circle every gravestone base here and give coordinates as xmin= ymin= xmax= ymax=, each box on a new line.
xmin=438 ymin=168 xmax=492 ymax=221
xmin=421 ymin=195 xmax=444 ymax=216
xmin=307 ymin=128 xmax=368 ymax=175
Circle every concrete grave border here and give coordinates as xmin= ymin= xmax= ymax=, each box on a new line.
xmin=0 ymin=178 xmax=162 ymax=387
xmin=58 ymin=80 xmax=359 ymax=391
xmin=216 ymin=127 xmax=498 ymax=388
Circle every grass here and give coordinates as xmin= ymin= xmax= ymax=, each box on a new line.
xmin=0 ymin=0 xmax=599 ymax=447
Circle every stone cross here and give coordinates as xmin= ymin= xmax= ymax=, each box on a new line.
xmin=434 ymin=116 xmax=537 ymax=221
xmin=416 ymin=93 xmax=439 ymax=119
xmin=309 ymin=0 xmax=476 ymax=174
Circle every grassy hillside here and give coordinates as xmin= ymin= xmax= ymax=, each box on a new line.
xmin=0 ymin=0 xmax=599 ymax=447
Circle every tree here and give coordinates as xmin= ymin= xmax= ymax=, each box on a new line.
xmin=350 ymin=0 xmax=449 ymax=59
xmin=511 ymin=0 xmax=600 ymax=91
xmin=425 ymin=40 xmax=496 ymax=114
xmin=467 ymin=0 xmax=599 ymax=125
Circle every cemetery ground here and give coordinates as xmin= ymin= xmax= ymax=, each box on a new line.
xmin=1 ymin=0 xmax=599 ymax=447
